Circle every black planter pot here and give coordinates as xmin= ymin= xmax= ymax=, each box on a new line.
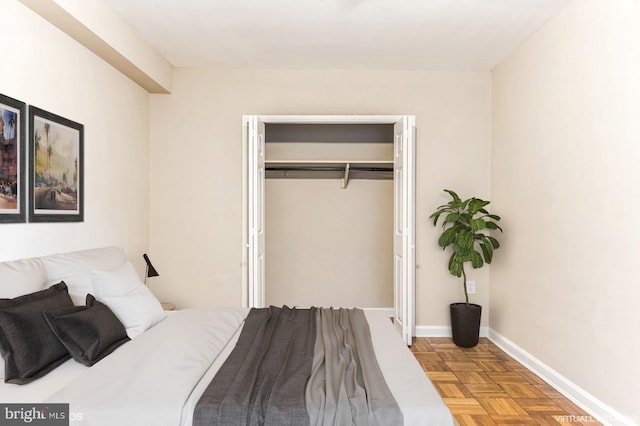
xmin=450 ymin=303 xmax=482 ymax=348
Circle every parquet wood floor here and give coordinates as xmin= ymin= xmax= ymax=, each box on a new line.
xmin=410 ymin=337 xmax=601 ymax=426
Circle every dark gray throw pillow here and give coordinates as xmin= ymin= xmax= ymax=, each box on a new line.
xmin=0 ymin=282 xmax=74 ymax=384
xmin=44 ymin=294 xmax=130 ymax=366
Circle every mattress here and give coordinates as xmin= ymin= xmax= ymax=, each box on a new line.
xmin=0 ymin=308 xmax=453 ymax=425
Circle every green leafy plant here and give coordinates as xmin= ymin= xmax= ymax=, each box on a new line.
xmin=429 ymin=189 xmax=503 ymax=305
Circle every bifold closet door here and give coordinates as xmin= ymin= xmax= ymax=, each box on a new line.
xmin=242 ymin=116 xmax=266 ymax=308
xmin=243 ymin=115 xmax=415 ymax=345
xmin=393 ymin=117 xmax=415 ymax=346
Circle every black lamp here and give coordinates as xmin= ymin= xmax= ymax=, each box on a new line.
xmin=143 ymin=253 xmax=159 ymax=285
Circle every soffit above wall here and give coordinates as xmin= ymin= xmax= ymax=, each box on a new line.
xmin=19 ymin=0 xmax=173 ymax=94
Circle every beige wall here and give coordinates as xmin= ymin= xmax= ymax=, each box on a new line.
xmin=491 ymin=0 xmax=640 ymax=419
xmin=266 ymin=178 xmax=393 ymax=308
xmin=0 ymin=1 xmax=150 ymax=274
xmin=266 ymin=139 xmax=393 ymax=308
xmin=149 ymin=68 xmax=492 ymax=329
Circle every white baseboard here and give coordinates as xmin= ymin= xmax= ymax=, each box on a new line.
xmin=412 ymin=325 xmax=635 ymax=426
xmin=415 ymin=325 xmax=490 ymax=338
xmin=488 ymin=329 xmax=636 ymax=426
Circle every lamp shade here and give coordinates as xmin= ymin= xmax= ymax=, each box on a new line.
xmin=143 ymin=253 xmax=159 ymax=278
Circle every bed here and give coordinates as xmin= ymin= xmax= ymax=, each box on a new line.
xmin=0 ymin=247 xmax=454 ymax=426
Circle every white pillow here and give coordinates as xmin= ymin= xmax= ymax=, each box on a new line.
xmin=0 ymin=257 xmax=46 ymax=299
xmin=102 ymin=286 xmax=166 ymax=339
xmin=92 ymin=262 xmax=166 ymax=339
xmin=92 ymin=261 xmax=141 ymax=299
xmin=42 ymin=246 xmax=126 ymax=305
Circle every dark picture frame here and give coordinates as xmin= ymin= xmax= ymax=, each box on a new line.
xmin=29 ymin=106 xmax=84 ymax=223
xmin=0 ymin=93 xmax=26 ymax=223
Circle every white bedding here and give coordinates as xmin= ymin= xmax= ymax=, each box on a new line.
xmin=0 ymin=308 xmax=454 ymax=426
xmin=0 ymin=358 xmax=87 ymax=403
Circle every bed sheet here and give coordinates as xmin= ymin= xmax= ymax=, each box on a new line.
xmin=0 ymin=358 xmax=87 ymax=403
xmin=182 ymin=309 xmax=454 ymax=426
xmin=364 ymin=310 xmax=455 ymax=425
xmin=0 ymin=308 xmax=454 ymax=426
xmin=0 ymin=311 xmax=181 ymax=404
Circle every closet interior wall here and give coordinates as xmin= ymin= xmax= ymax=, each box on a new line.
xmin=264 ymin=124 xmax=394 ymax=308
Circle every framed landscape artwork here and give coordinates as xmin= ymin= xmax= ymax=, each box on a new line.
xmin=29 ymin=106 xmax=84 ymax=223
xmin=0 ymin=93 xmax=26 ymax=223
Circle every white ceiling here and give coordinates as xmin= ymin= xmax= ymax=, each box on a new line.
xmin=103 ymin=0 xmax=569 ymax=70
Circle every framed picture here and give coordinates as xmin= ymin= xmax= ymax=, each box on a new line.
xmin=0 ymin=94 xmax=26 ymax=223
xmin=29 ymin=106 xmax=84 ymax=223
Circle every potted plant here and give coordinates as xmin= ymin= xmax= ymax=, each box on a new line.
xmin=429 ymin=189 xmax=502 ymax=347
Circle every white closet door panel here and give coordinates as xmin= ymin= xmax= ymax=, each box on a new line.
xmin=256 ymin=120 xmax=266 ymax=307
xmin=246 ymin=116 xmax=266 ymax=308
xmin=393 ymin=117 xmax=415 ymax=346
xmin=404 ymin=118 xmax=416 ymax=346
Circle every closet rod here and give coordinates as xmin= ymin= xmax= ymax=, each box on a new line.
xmin=265 ymin=166 xmax=393 ymax=172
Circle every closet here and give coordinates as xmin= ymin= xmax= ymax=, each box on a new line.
xmin=264 ymin=123 xmax=394 ymax=188
xmin=242 ymin=115 xmax=415 ymax=344
xmin=266 ymin=123 xmax=393 ymax=309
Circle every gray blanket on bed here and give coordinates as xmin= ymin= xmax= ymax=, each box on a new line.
xmin=193 ymin=306 xmax=402 ymax=426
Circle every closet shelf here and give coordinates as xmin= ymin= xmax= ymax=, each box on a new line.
xmin=265 ymin=160 xmax=393 ymax=188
